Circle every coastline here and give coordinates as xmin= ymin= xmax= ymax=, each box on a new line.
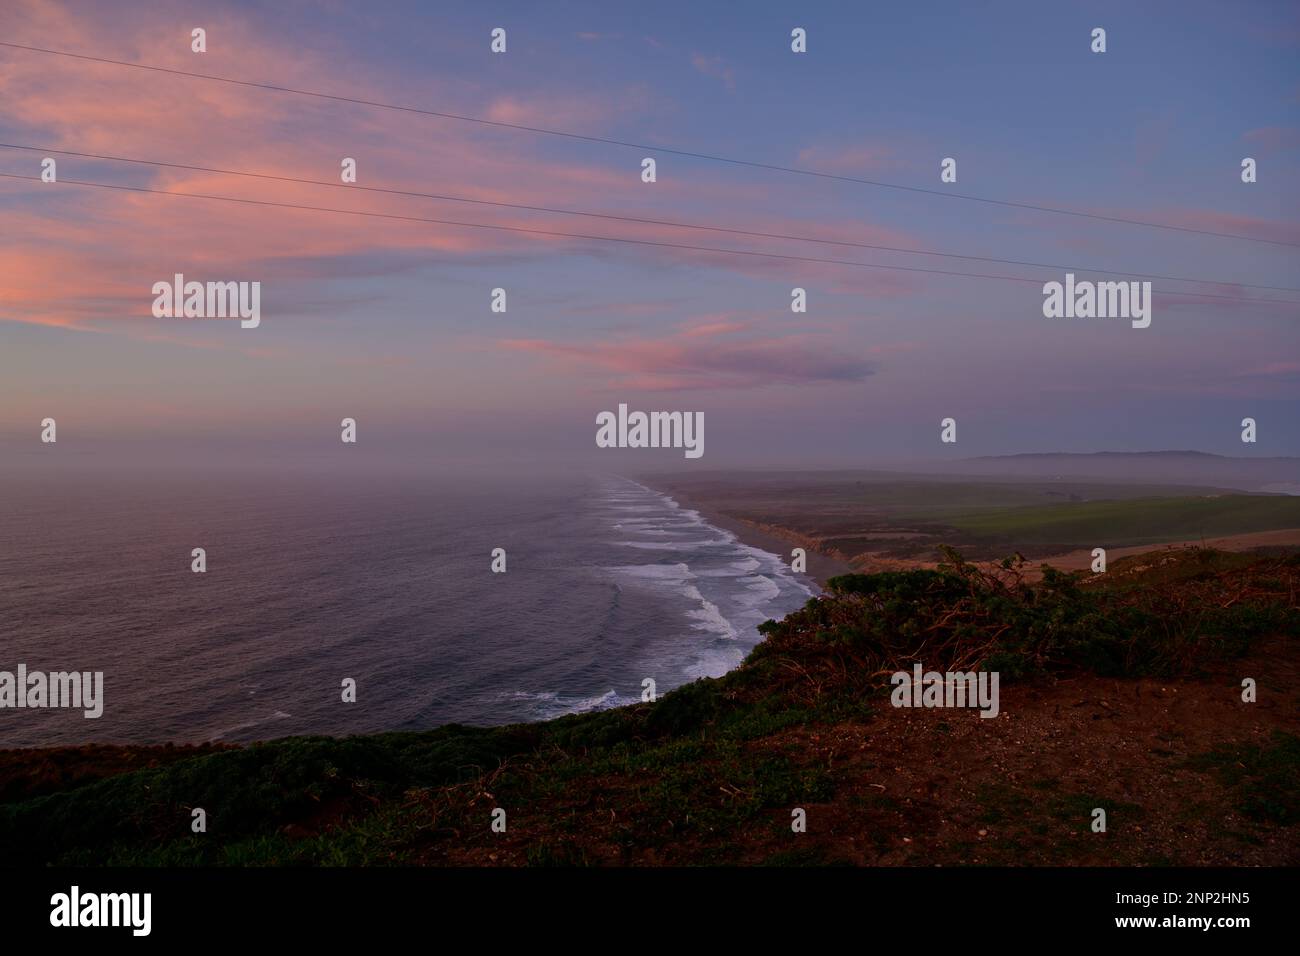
xmin=6 ymin=544 xmax=1295 ymax=867
xmin=638 ymin=478 xmax=853 ymax=591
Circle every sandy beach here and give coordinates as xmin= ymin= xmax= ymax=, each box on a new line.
xmin=648 ymin=482 xmax=853 ymax=590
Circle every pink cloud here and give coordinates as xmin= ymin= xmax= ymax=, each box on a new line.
xmin=1242 ymin=126 xmax=1300 ymax=152
xmin=500 ymin=320 xmax=877 ymax=391
xmin=796 ymin=142 xmax=908 ymax=174
xmin=1000 ymin=198 xmax=1300 ymax=252
xmin=485 ymin=92 xmax=623 ymax=131
xmin=690 ymin=53 xmax=735 ymax=90
xmin=0 ymin=0 xmax=930 ymax=338
xmin=1155 ymin=208 xmax=1300 ymax=246
xmin=679 ymin=316 xmax=752 ymax=337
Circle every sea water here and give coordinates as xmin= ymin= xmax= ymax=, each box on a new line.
xmin=0 ymin=471 xmax=813 ymax=746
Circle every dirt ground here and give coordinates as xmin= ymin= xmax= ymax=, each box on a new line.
xmin=414 ymin=630 xmax=1298 ymax=867
xmin=1027 ymin=529 xmax=1300 ymax=574
xmin=831 ymin=528 xmax=1300 ymax=580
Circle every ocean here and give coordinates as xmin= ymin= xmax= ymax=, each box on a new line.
xmin=0 ymin=471 xmax=814 ymax=747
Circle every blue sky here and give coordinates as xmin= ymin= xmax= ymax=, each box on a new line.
xmin=1 ymin=0 xmax=1297 ymax=467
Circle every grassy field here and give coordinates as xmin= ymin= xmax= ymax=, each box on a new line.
xmin=939 ymin=495 xmax=1300 ymax=550
xmin=650 ymin=473 xmax=1300 ymax=562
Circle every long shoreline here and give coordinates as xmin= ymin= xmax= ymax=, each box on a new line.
xmin=639 ymin=479 xmax=853 ymax=590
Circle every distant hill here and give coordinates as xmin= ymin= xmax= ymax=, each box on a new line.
xmin=945 ymin=451 xmax=1299 ymax=493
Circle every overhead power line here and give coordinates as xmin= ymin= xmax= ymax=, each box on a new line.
xmin=3 ymin=142 xmax=1295 ymax=294
xmin=2 ymin=40 xmax=1297 ymax=250
xmin=4 ymin=171 xmax=1297 ymax=307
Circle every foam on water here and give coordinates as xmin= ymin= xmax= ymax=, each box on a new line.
xmin=596 ymin=477 xmax=815 ymax=684
xmin=617 ymin=537 xmax=733 ymax=550
xmin=499 ymin=688 xmax=639 ymax=721
xmin=0 ymin=471 xmax=818 ymax=744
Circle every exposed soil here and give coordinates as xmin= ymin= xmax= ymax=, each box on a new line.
xmin=409 ymin=635 xmax=1298 ymax=867
xmin=1030 ymin=528 xmax=1300 ymax=573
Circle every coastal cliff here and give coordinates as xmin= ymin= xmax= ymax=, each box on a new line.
xmin=2 ymin=547 xmax=1296 ymax=867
